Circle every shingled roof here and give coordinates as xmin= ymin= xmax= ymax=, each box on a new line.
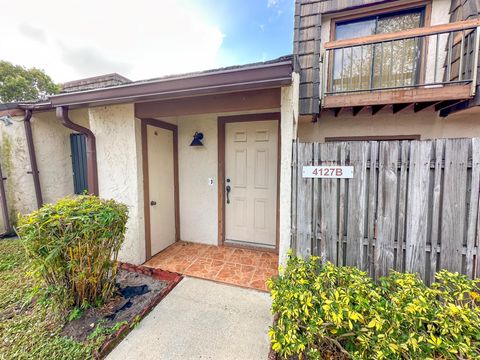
xmin=61 ymin=73 xmax=132 ymax=93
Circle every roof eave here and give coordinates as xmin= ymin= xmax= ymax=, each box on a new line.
xmin=50 ymin=61 xmax=292 ymax=107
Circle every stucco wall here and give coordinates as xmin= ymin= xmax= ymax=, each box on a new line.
xmin=88 ymin=104 xmax=145 ymax=265
xmin=279 ymin=75 xmax=299 ymax=267
xmin=298 ymin=107 xmax=480 ymax=142
xmin=0 ymin=109 xmax=83 ymax=231
xmin=0 ymin=115 xmax=35 ymax=231
xmin=32 ymin=109 xmax=89 ymax=203
xmin=177 ymin=114 xmax=219 ymax=245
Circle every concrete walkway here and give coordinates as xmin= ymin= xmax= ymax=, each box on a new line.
xmin=106 ymin=277 xmax=272 ymax=360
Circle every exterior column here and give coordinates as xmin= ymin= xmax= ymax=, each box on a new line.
xmin=88 ymin=104 xmax=146 ymax=265
xmin=279 ymin=73 xmax=300 ymax=267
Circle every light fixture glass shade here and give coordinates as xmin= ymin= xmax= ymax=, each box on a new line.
xmin=190 ymin=132 xmax=204 ymax=146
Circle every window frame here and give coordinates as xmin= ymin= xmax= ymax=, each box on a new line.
xmin=327 ymin=1 xmax=433 ymax=93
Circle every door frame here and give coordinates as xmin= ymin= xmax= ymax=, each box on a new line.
xmin=141 ymin=118 xmax=180 ymax=261
xmin=217 ymin=112 xmax=281 ymax=253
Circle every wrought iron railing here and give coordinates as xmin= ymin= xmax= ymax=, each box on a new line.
xmin=322 ymin=19 xmax=480 ymax=98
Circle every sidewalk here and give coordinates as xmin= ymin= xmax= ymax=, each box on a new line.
xmin=106 ymin=276 xmax=272 ymax=360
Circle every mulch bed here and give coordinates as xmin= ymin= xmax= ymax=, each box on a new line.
xmin=61 ymin=263 xmax=182 ymax=359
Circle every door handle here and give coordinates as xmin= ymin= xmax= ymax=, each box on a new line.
xmin=226 ymin=185 xmax=231 ymax=204
xmin=150 ymin=200 xmax=157 ymax=206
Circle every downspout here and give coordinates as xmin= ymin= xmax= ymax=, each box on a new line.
xmin=0 ymin=159 xmax=12 ymax=237
xmin=23 ymin=109 xmax=43 ymax=208
xmin=56 ymin=106 xmax=99 ymax=196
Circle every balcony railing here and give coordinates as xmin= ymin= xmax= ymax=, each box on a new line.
xmin=322 ymin=19 xmax=480 ymax=104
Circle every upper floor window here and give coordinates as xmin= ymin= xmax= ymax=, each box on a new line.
xmin=332 ymin=8 xmax=426 ymax=93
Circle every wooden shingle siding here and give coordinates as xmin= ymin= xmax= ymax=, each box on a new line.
xmin=447 ymin=0 xmax=480 ymax=84
xmin=294 ymin=0 xmax=322 ymax=115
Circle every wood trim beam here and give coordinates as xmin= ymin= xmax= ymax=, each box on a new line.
xmin=323 ymin=85 xmax=472 ymax=108
xmin=134 ymin=88 xmax=281 ymax=118
xmin=328 ymin=0 xmax=431 ymax=24
xmin=325 ymin=135 xmax=421 ymax=142
xmin=324 ymin=19 xmax=480 ymax=50
xmin=438 ymin=100 xmax=470 ymax=117
xmin=392 ymin=103 xmax=411 ymax=114
xmin=434 ymin=100 xmax=463 ymax=111
xmin=352 ymin=106 xmax=364 ymax=116
xmin=413 ymin=101 xmax=438 ymax=112
xmin=372 ymin=105 xmax=386 ymax=115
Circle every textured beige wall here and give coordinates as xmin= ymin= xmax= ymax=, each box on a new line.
xmin=177 ymin=114 xmax=219 ymax=245
xmin=279 ymin=77 xmax=299 ymax=267
xmin=0 ymin=109 xmax=85 ymax=231
xmin=297 ymin=107 xmax=480 ymax=142
xmin=0 ymin=115 xmax=35 ymax=231
xmin=88 ymin=104 xmax=146 ymax=265
xmin=33 ymin=109 xmax=88 ymax=203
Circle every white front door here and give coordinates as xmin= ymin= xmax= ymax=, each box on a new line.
xmin=225 ymin=120 xmax=278 ymax=248
xmin=147 ymin=125 xmax=176 ymax=255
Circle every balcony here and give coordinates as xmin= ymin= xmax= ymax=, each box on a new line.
xmin=321 ymin=19 xmax=480 ymax=115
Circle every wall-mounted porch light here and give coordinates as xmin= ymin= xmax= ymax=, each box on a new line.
xmin=190 ymin=132 xmax=204 ymax=146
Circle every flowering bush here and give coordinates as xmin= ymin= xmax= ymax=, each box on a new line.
xmin=268 ymin=255 xmax=480 ymax=359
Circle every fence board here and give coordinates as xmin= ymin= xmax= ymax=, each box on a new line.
xmin=292 ymin=138 xmax=480 ymax=282
xmin=338 ymin=143 xmax=348 ymax=266
xmin=296 ymin=142 xmax=313 ymax=259
xmin=429 ymin=139 xmax=444 ymax=284
xmin=367 ymin=142 xmax=379 ymax=276
xmin=346 ymin=142 xmax=368 ymax=270
xmin=312 ymin=142 xmax=320 ymax=257
xmin=405 ymin=141 xmax=431 ymax=279
xmin=291 ymin=141 xmax=298 ymax=252
xmin=319 ymin=142 xmax=339 ymax=264
xmin=441 ymin=139 xmax=469 ymax=273
xmin=376 ymin=142 xmax=399 ymax=278
xmin=396 ymin=141 xmax=410 ymax=274
xmin=466 ymin=138 xmax=480 ymax=277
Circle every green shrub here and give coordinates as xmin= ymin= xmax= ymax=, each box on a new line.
xmin=268 ymin=255 xmax=480 ymax=359
xmin=16 ymin=195 xmax=128 ymax=310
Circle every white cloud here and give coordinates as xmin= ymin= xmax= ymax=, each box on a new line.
xmin=18 ymin=24 xmax=47 ymax=44
xmin=267 ymin=0 xmax=279 ymax=8
xmin=0 ymin=0 xmax=225 ymax=83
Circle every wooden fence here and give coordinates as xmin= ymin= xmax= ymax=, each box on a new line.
xmin=291 ymin=138 xmax=480 ymax=283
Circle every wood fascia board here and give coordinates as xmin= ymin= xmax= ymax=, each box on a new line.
xmin=50 ymin=62 xmax=292 ymax=107
xmin=322 ymin=85 xmax=472 ymax=108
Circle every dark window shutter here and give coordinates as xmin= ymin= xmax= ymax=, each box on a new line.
xmin=70 ymin=134 xmax=88 ymax=194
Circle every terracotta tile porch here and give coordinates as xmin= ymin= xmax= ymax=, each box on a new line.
xmin=144 ymin=241 xmax=279 ymax=291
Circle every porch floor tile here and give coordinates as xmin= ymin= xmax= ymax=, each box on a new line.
xmin=144 ymin=241 xmax=278 ymax=291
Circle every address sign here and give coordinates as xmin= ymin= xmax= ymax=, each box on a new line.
xmin=302 ymin=166 xmax=354 ymax=179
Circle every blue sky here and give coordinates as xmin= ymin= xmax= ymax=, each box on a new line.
xmin=0 ymin=0 xmax=294 ymax=82
xmin=195 ymin=0 xmax=294 ymax=65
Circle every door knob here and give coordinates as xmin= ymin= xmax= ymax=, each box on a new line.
xmin=226 ymin=185 xmax=231 ymax=204
xmin=150 ymin=200 xmax=157 ymax=206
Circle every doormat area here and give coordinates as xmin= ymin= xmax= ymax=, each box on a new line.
xmin=61 ymin=263 xmax=182 ymax=359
